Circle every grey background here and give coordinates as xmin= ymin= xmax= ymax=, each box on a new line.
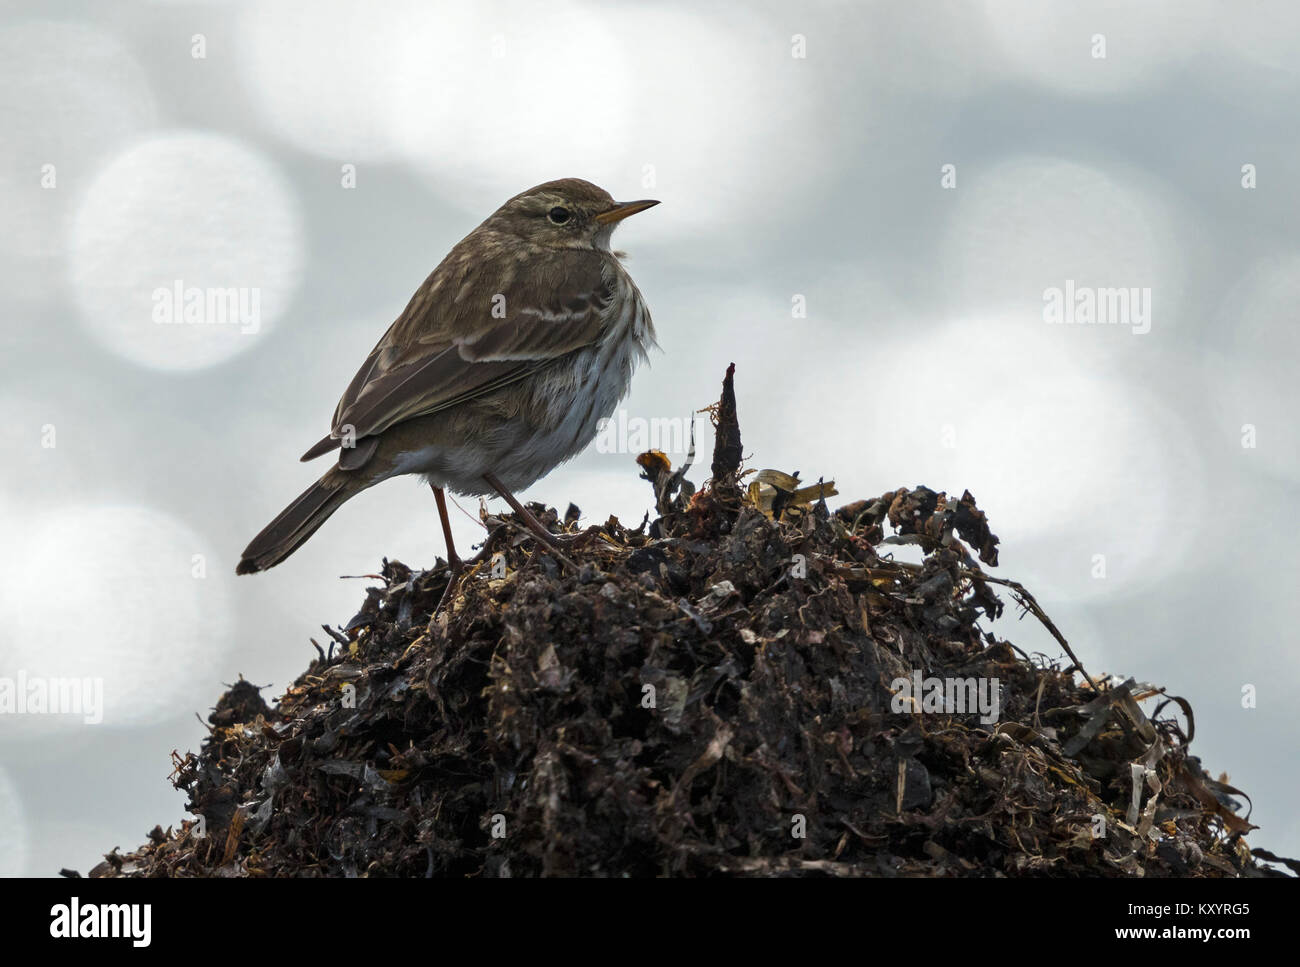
xmin=1 ymin=0 xmax=1296 ymax=875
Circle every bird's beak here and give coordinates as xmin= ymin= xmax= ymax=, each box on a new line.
xmin=595 ymin=199 xmax=660 ymax=225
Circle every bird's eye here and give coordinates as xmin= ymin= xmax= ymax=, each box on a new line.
xmin=547 ymin=206 xmax=571 ymax=224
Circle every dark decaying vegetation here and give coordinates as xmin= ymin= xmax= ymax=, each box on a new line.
xmin=79 ymin=366 xmax=1294 ymax=878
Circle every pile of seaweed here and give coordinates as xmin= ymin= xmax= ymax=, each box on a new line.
xmin=83 ymin=368 xmax=1294 ymax=878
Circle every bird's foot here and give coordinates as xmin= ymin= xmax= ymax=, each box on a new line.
xmin=538 ymin=529 xmax=597 ymax=549
xmin=514 ymin=522 xmax=586 ymax=570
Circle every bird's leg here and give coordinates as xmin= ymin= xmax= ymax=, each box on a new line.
xmin=432 ymin=485 xmax=462 ymax=569
xmin=482 ymin=473 xmax=569 ymax=550
xmin=432 ymin=485 xmax=464 ymax=614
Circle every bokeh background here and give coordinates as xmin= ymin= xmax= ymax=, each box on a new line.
xmin=2 ymin=0 xmax=1297 ymax=875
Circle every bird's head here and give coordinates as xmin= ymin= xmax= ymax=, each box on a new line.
xmin=486 ymin=178 xmax=658 ymax=250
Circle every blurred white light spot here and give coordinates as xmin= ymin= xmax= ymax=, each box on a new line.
xmin=0 ymin=505 xmax=234 ymax=733
xmin=584 ymin=4 xmax=826 ymax=243
xmin=0 ymin=768 xmax=27 ymax=876
xmin=813 ymin=318 xmax=1206 ymax=602
xmin=938 ymin=156 xmax=1187 ymax=354
xmin=70 ymin=132 xmax=303 ymax=371
xmin=408 ymin=2 xmax=830 ymax=242
xmin=240 ymin=0 xmax=829 ymax=241
xmin=981 ymin=0 xmax=1212 ymax=95
xmin=238 ymin=0 xmax=441 ymax=162
xmin=0 ymin=20 xmax=156 ymax=262
xmin=386 ymin=0 xmax=631 ymax=208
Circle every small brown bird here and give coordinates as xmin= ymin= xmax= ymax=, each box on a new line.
xmin=237 ymin=178 xmax=658 ymax=576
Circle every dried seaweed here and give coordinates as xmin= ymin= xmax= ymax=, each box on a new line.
xmin=82 ymin=367 xmax=1294 ymax=878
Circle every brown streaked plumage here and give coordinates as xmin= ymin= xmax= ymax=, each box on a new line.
xmin=236 ymin=178 xmax=657 ymax=576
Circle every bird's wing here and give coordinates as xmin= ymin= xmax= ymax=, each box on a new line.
xmin=301 ymin=244 xmax=614 ymax=461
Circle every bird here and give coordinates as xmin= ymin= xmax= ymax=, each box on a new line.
xmin=236 ymin=177 xmax=658 ymax=579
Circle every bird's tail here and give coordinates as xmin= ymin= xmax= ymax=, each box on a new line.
xmin=236 ymin=468 xmax=361 ymax=575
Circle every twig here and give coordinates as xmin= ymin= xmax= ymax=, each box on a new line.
xmin=966 ymin=570 xmax=1104 ymax=695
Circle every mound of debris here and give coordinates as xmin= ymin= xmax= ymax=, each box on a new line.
xmin=86 ymin=368 xmax=1293 ymax=878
